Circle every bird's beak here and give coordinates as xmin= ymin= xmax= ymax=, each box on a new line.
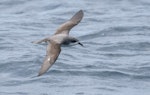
xmin=78 ymin=42 xmax=84 ymax=47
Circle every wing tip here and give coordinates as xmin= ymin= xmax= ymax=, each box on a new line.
xmin=70 ymin=9 xmax=84 ymax=22
xmin=38 ymin=71 xmax=45 ymax=76
xmin=78 ymin=9 xmax=84 ymax=18
xmin=54 ymin=9 xmax=84 ymax=35
xmin=78 ymin=9 xmax=84 ymax=15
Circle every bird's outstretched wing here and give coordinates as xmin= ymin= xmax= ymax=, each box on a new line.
xmin=54 ymin=10 xmax=84 ymax=35
xmin=38 ymin=41 xmax=61 ymax=76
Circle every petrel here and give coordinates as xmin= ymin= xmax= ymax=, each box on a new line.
xmin=32 ymin=10 xmax=84 ymax=76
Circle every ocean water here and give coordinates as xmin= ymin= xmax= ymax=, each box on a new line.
xmin=1 ymin=0 xmax=150 ymax=95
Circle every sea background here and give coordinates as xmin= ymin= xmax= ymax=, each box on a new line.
xmin=0 ymin=0 xmax=150 ymax=95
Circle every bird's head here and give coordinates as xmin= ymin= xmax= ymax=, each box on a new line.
xmin=70 ymin=38 xmax=84 ymax=47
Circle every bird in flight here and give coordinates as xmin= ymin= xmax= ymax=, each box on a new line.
xmin=32 ymin=10 xmax=84 ymax=76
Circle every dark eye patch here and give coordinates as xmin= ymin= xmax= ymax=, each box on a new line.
xmin=71 ymin=40 xmax=77 ymax=43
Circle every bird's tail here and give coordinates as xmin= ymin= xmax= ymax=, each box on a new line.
xmin=32 ymin=38 xmax=49 ymax=44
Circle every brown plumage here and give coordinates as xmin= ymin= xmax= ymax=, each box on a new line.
xmin=32 ymin=10 xmax=84 ymax=76
xmin=38 ymin=41 xmax=61 ymax=76
xmin=55 ymin=10 xmax=83 ymax=35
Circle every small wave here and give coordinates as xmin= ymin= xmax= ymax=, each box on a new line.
xmin=98 ymin=42 xmax=150 ymax=51
xmin=101 ymin=53 xmax=137 ymax=58
xmin=46 ymin=69 xmax=130 ymax=78
xmin=0 ymin=92 xmax=27 ymax=95
xmin=132 ymin=75 xmax=150 ymax=80
xmin=80 ymin=25 xmax=150 ymax=41
xmin=50 ymin=69 xmax=150 ymax=81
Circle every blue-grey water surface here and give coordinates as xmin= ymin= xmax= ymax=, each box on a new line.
xmin=1 ymin=0 xmax=150 ymax=95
